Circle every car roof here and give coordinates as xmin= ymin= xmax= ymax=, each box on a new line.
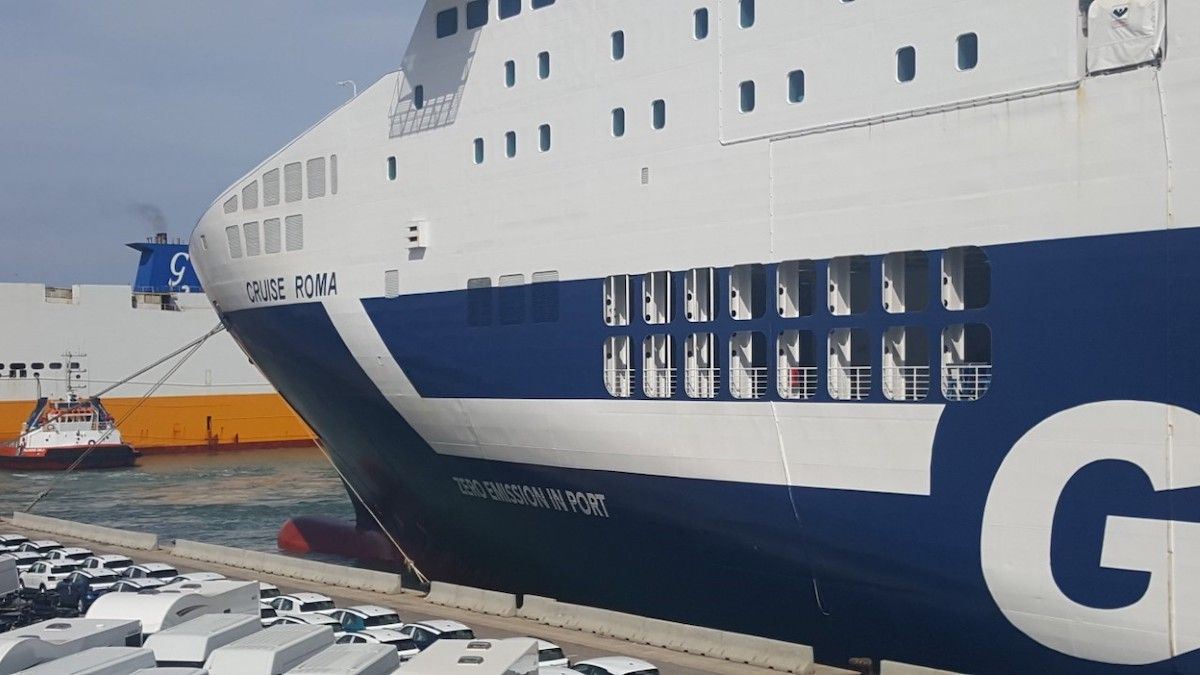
xmin=58 ymin=546 xmax=91 ymax=552
xmin=46 ymin=559 xmax=79 ymax=567
xmin=119 ymin=578 xmax=163 ymax=587
xmin=414 ymin=619 xmax=471 ymax=633
xmin=92 ymin=554 xmax=131 ymax=561
xmin=537 ymin=639 xmax=561 ymax=649
xmin=5 ymin=551 xmax=40 ymax=559
xmin=346 ymin=605 xmax=397 ymax=617
xmin=576 ymin=656 xmax=658 ymax=672
xmin=286 ymin=614 xmax=338 ymax=624
xmin=0 ymin=534 xmax=27 ymax=541
xmin=136 ymin=562 xmax=176 ymax=571
xmin=78 ymin=568 xmax=117 ymax=576
xmin=286 ymin=592 xmax=333 ymax=602
xmin=29 ymin=540 xmax=60 ymax=546
xmin=362 ymin=628 xmax=408 ymax=641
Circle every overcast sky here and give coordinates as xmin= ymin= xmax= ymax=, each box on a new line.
xmin=0 ymin=2 xmax=419 ymax=285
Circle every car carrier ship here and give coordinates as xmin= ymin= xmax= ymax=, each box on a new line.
xmin=189 ymin=1 xmax=1197 ymax=673
xmin=0 ymin=235 xmax=312 ymax=453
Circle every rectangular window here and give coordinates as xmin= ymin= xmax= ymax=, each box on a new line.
xmin=538 ymin=124 xmax=551 ymax=152
xmin=643 ymin=334 xmax=675 ymax=399
xmin=611 ymin=31 xmax=625 ymax=61
xmin=284 ymin=162 xmax=303 ymax=201
xmin=778 ymin=330 xmax=817 ymax=400
xmin=828 ymin=256 xmax=869 ymax=316
xmin=739 ymin=80 xmax=755 ymax=113
xmin=739 ymin=0 xmax=755 ymax=28
xmin=223 ymin=195 xmax=238 ymax=214
xmin=473 ymin=138 xmax=485 ymax=165
xmin=777 ymin=260 xmax=815 ymax=318
xmin=788 ymin=70 xmax=806 ymax=104
xmin=499 ymin=0 xmax=521 ymax=19
xmin=329 ymin=155 xmax=338 ymax=195
xmin=684 ymin=333 xmax=719 ymax=399
xmin=467 ymin=277 xmax=494 ymax=326
xmin=263 ymin=218 xmax=281 ymax=254
xmin=285 ymin=214 xmax=303 ymax=251
xmin=532 ymin=0 xmax=555 ymax=7
xmin=694 ymin=8 xmax=709 ymax=40
xmin=263 ymin=168 xmax=280 ymax=206
xmin=436 ymin=7 xmax=458 ymax=38
xmin=387 ymin=156 xmax=397 ymax=181
xmin=685 ymin=267 xmax=714 ymax=322
xmin=306 ymin=157 xmax=326 ymax=198
xmin=651 ymin=99 xmax=666 ymax=130
xmin=882 ymin=251 xmax=929 ymax=314
xmin=385 ymin=270 xmax=400 ymax=299
xmin=499 ymin=273 xmax=525 ymax=324
xmin=957 ymin=33 xmax=979 ymax=71
xmin=243 ymin=222 xmax=261 ymax=256
xmin=883 ymin=326 xmax=930 ymax=402
xmin=643 ymin=271 xmax=673 ymax=324
xmin=242 ymin=181 xmax=258 ymax=210
xmin=604 ymin=336 xmax=633 ymax=398
xmin=467 ymin=0 xmax=489 ymax=28
xmin=730 ymin=331 xmax=767 ymax=400
xmin=225 ymin=225 xmax=242 ymax=259
xmin=611 ymin=108 xmax=626 ymax=137
xmin=537 ymin=51 xmax=550 ymax=79
xmin=729 ymin=263 xmax=765 ymax=320
xmin=897 ymin=46 xmax=917 ymax=82
xmin=505 ymin=131 xmax=517 ymax=158
xmin=504 ymin=60 xmax=516 ymax=88
xmin=413 ymin=85 xmax=425 ymax=110
xmin=942 ymin=246 xmax=990 ymax=310
xmin=604 ymin=274 xmax=630 ymax=326
xmin=829 ymin=328 xmax=871 ymax=401
xmin=942 ymin=324 xmax=992 ymax=401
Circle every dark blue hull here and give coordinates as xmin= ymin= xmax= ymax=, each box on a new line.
xmin=220 ymin=228 xmax=1200 ymax=674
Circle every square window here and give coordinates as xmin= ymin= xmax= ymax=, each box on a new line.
xmin=788 ymin=70 xmax=806 ymax=104
xmin=651 ymin=99 xmax=666 ymax=130
xmin=611 ymin=108 xmax=626 ymax=137
xmin=611 ymin=31 xmax=625 ymax=61
xmin=739 ymin=80 xmax=755 ymax=113
xmin=897 ymin=46 xmax=916 ymax=83
xmin=499 ymin=0 xmax=521 ymax=19
xmin=466 ymin=0 xmax=489 ymax=29
xmin=538 ymin=51 xmax=550 ymax=79
xmin=694 ymin=8 xmax=709 ymax=40
xmin=436 ymin=7 xmax=458 ymax=38
xmin=958 ymin=33 xmax=979 ymax=71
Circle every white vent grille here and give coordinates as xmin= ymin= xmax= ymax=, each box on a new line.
xmin=243 ymin=222 xmax=261 ymax=256
xmin=330 ymin=155 xmax=338 ymax=195
xmin=223 ymin=196 xmax=238 ymax=214
xmin=225 ymin=225 xmax=243 ymax=259
xmin=307 ymin=158 xmax=326 ymax=198
xmin=263 ymin=169 xmax=280 ymax=206
xmin=242 ymin=181 xmax=258 ymax=210
xmin=384 ymin=270 xmax=400 ymax=298
xmin=532 ymin=270 xmax=559 ymax=284
xmin=263 ymin=218 xmax=281 ymax=254
xmin=285 ymin=215 xmax=304 ymax=251
xmin=284 ymin=162 xmax=303 ymax=203
xmin=406 ymin=221 xmax=429 ymax=250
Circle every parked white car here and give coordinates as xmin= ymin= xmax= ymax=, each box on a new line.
xmin=0 ymin=534 xmax=29 ymax=552
xmin=537 ymin=640 xmax=569 ymax=667
xmin=16 ymin=540 xmax=62 ymax=556
xmin=396 ymin=620 xmax=475 ymax=651
xmin=327 ymin=605 xmax=404 ymax=632
xmin=269 ymin=592 xmax=336 ymax=617
xmin=266 ymin=613 xmax=341 ymax=629
xmin=167 ymin=572 xmax=226 ymax=584
xmin=570 ymin=657 xmax=660 ymax=675
xmin=46 ymin=546 xmax=94 ymax=563
xmin=82 ymin=554 xmax=134 ymax=573
xmin=0 ymin=551 xmax=45 ymax=573
xmin=120 ymin=563 xmax=179 ymax=581
xmin=335 ymin=628 xmax=419 ymax=661
xmin=19 ymin=559 xmax=82 ymax=591
xmin=112 ymin=578 xmax=166 ymax=593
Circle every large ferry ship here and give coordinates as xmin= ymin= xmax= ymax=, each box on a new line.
xmin=0 ymin=236 xmax=312 ymax=453
xmin=188 ymin=1 xmax=1195 ymax=672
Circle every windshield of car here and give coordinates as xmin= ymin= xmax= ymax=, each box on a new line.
xmin=260 ymin=587 xmax=280 ymax=599
xmin=384 ymin=637 xmax=417 ymax=651
xmin=301 ymin=600 xmax=335 ymax=612
xmin=107 ymin=560 xmax=132 ymax=570
xmin=149 ymin=568 xmax=178 ymax=579
xmin=51 ymin=562 xmax=81 ymax=572
xmin=261 ymin=608 xmax=277 ymax=618
xmin=364 ymin=613 xmax=401 ymax=627
xmin=539 ymin=648 xmax=566 ymax=662
xmin=439 ymin=629 xmax=475 ymax=640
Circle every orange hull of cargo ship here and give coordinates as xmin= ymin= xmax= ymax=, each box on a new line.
xmin=0 ymin=393 xmax=313 ymax=454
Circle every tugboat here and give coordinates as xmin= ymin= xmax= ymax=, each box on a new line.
xmin=0 ymin=361 xmax=137 ymax=471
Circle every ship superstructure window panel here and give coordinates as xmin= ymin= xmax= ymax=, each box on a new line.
xmin=284 ymin=162 xmax=303 ymax=202
xmin=643 ymin=334 xmax=675 ymax=399
xmin=505 ymin=60 xmax=516 ymax=88
xmin=505 ymin=131 xmax=517 ymax=158
xmin=241 ymin=182 xmax=258 ymax=210
xmin=643 ymin=271 xmax=673 ymax=325
xmin=829 ymin=256 xmax=869 ymax=316
xmin=474 ymin=138 xmax=485 ymax=164
xmin=263 ymin=169 xmax=280 ymax=206
xmin=611 ymin=31 xmax=625 ymax=61
xmin=539 ymin=124 xmax=552 ymax=152
xmin=223 ymin=196 xmax=238 ymax=215
xmin=532 ymin=0 xmax=554 ymax=8
xmin=778 ymin=330 xmax=817 ymax=400
xmin=883 ymin=251 xmax=930 ymax=314
xmin=778 ymin=260 xmax=815 ymax=318
xmin=685 ymin=333 xmax=719 ymax=399
xmin=897 ymin=46 xmax=917 ymax=83
xmin=538 ymin=51 xmax=550 ymax=79
xmin=499 ymin=0 xmax=520 ymax=20
xmin=730 ymin=332 xmax=767 ymax=400
xmin=652 ymin=99 xmax=666 ymax=130
xmin=466 ymin=0 xmax=488 ymax=29
xmin=385 ymin=270 xmax=400 ymax=299
xmin=739 ymin=81 xmax=756 ymax=113
xmin=307 ymin=157 xmax=326 ymax=198
xmin=284 ymin=215 xmax=304 ymax=252
xmin=942 ymin=324 xmax=992 ymax=401
xmin=243 ymin=222 xmax=261 ymax=257
xmin=225 ymin=225 xmax=243 ymax=260
xmin=883 ymin=327 xmax=930 ymax=402
xmin=942 ymin=246 xmax=990 ymax=310
xmin=604 ymin=274 xmax=630 ymax=327
xmin=685 ymin=267 xmax=715 ymax=322
xmin=739 ymin=0 xmax=755 ymax=29
xmin=729 ymin=263 xmax=765 ymax=320
xmin=829 ymin=328 xmax=871 ymax=401
xmin=387 ymin=156 xmax=398 ymax=181
xmin=612 ymin=108 xmax=626 ymax=137
xmin=788 ymin=70 xmax=806 ymax=104
xmin=263 ymin=218 xmax=281 ymax=254
xmin=604 ymin=336 xmax=633 ymax=398
xmin=414 ymin=85 xmax=426 ymax=110
xmin=436 ymin=7 xmax=458 ymax=38
xmin=958 ymin=33 xmax=979 ymax=71
xmin=694 ymin=8 xmax=709 ymax=40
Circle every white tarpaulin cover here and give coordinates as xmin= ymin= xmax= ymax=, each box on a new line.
xmin=1088 ymin=0 xmax=1166 ymax=73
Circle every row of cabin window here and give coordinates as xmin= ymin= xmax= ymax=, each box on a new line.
xmin=602 ymin=324 xmax=992 ymax=402
xmin=223 ymin=156 xmax=337 ymax=215
xmin=472 ymin=125 xmax=552 ymax=164
xmin=603 ymin=248 xmax=991 ymax=327
xmin=465 ymin=272 xmax=561 ymax=325
xmin=0 ymin=361 xmax=80 ymax=373
xmin=436 ymin=0 xmax=556 ymax=39
xmin=225 ymin=216 xmax=304 ymax=260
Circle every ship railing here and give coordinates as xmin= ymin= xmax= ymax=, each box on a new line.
xmin=882 ymin=366 xmax=931 ymax=402
xmin=684 ymin=367 xmax=720 ymax=399
xmin=942 ymin=363 xmax=992 ymax=401
xmin=643 ymin=367 xmax=677 ymax=399
xmin=828 ymin=365 xmax=872 ymax=401
xmin=730 ymin=367 xmax=768 ymax=400
xmin=603 ymin=368 xmax=635 ymax=399
xmin=777 ymin=366 xmax=818 ymax=400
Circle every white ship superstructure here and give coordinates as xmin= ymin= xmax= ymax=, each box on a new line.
xmin=190 ymin=2 xmax=1198 ymax=672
